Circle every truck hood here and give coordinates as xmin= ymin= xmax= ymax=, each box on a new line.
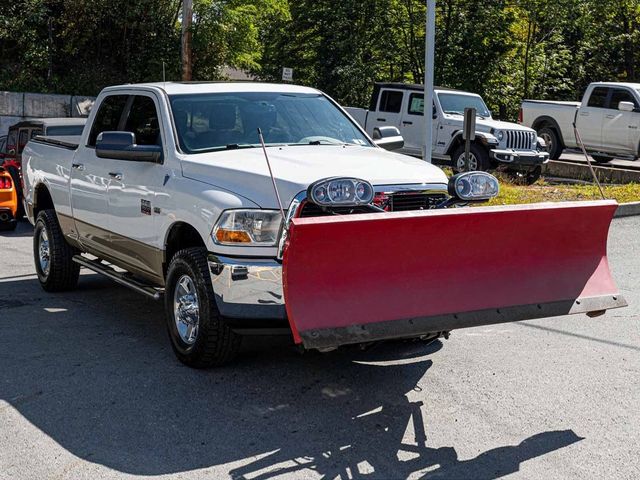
xmin=181 ymin=145 xmax=449 ymax=208
xmin=443 ymin=115 xmax=534 ymax=133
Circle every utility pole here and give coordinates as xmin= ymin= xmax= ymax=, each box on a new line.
xmin=181 ymin=0 xmax=193 ymax=81
xmin=423 ymin=0 xmax=436 ymax=163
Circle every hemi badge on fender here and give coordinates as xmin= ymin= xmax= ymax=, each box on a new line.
xmin=141 ymin=199 xmax=152 ymax=216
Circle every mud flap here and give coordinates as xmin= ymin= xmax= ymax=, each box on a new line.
xmin=282 ymin=200 xmax=626 ymax=350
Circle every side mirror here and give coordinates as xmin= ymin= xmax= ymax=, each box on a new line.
xmin=373 ymin=126 xmax=404 ymax=151
xmin=96 ymin=131 xmax=162 ymax=163
xmin=619 ymin=101 xmax=635 ymax=112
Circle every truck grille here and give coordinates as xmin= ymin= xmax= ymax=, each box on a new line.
xmin=298 ymin=193 xmax=447 ymax=217
xmin=506 ymin=130 xmax=535 ymax=150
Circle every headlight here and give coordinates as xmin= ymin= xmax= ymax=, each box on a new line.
xmin=213 ymin=210 xmax=282 ymax=246
xmin=448 ymin=172 xmax=499 ymax=201
xmin=308 ymin=177 xmax=374 ymax=206
xmin=495 ymin=130 xmax=505 ymax=141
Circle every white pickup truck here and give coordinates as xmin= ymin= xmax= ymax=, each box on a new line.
xmin=520 ymin=82 xmax=640 ymax=162
xmin=346 ymin=83 xmax=548 ymax=183
xmin=22 ymin=82 xmax=625 ymax=368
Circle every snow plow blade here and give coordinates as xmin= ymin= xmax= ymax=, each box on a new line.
xmin=282 ymin=200 xmax=626 ymax=350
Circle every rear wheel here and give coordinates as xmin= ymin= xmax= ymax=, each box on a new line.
xmin=452 ymin=143 xmax=490 ymax=173
xmin=165 ymin=247 xmax=241 ymax=368
xmin=33 ymin=210 xmax=80 ymax=291
xmin=538 ymin=126 xmax=562 ymax=160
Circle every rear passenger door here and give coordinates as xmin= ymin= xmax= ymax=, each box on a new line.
xmin=576 ymin=86 xmax=609 ymax=150
xmin=105 ymin=93 xmax=166 ymax=282
xmin=368 ymin=88 xmax=404 ymax=137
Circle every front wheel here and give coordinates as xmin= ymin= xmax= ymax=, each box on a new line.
xmin=452 ymin=144 xmax=490 ymax=173
xmin=165 ymin=247 xmax=241 ymax=368
xmin=33 ymin=210 xmax=80 ymax=291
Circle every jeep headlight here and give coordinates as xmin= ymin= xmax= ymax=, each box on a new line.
xmin=495 ymin=130 xmax=505 ymax=141
xmin=213 ymin=210 xmax=282 ymax=246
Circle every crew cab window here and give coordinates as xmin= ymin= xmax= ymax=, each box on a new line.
xmin=18 ymin=129 xmax=29 ymax=153
xmin=88 ymin=95 xmax=128 ymax=146
xmin=124 ymin=96 xmax=161 ymax=145
xmin=379 ymin=90 xmax=403 ymax=113
xmin=587 ymin=87 xmax=609 ymax=108
xmin=609 ymin=89 xmax=637 ymax=109
xmin=408 ymin=94 xmax=424 ymax=115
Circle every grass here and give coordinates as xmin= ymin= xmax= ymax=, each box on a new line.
xmin=440 ymin=167 xmax=640 ymax=205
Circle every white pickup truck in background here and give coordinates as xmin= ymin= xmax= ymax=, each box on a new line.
xmin=520 ymin=81 xmax=640 ymax=162
xmin=346 ymin=83 xmax=548 ymax=184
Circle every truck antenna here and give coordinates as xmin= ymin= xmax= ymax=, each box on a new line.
xmin=162 ymin=61 xmax=166 ymax=88
xmin=257 ymin=128 xmax=287 ymax=223
xmin=573 ymin=121 xmax=605 ymax=200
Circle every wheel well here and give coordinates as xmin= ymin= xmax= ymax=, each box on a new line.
xmin=532 ymin=117 xmax=565 ymax=148
xmin=164 ymin=222 xmax=206 ymax=274
xmin=33 ymin=184 xmax=54 ymax=218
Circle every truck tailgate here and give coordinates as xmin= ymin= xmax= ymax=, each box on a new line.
xmin=282 ymin=201 xmax=625 ymax=349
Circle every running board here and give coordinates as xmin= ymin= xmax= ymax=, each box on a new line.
xmin=72 ymin=255 xmax=163 ymax=301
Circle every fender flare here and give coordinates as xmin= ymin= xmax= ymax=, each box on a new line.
xmin=445 ymin=130 xmax=495 ymax=156
xmin=531 ymin=115 xmax=565 ymax=149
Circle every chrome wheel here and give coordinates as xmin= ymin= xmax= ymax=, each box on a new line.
xmin=173 ymin=275 xmax=200 ymax=345
xmin=38 ymin=229 xmax=51 ymax=277
xmin=456 ymin=152 xmax=478 ymax=172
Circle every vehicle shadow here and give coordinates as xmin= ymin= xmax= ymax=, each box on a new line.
xmin=0 ymin=275 xmax=582 ymax=478
xmin=0 ymin=219 xmax=33 ymax=238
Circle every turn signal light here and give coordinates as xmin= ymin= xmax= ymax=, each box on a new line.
xmin=0 ymin=176 xmax=12 ymax=190
xmin=215 ymin=229 xmax=252 ymax=244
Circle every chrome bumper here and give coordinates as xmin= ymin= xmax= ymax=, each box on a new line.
xmin=207 ymin=254 xmax=286 ymax=320
xmin=490 ymin=149 xmax=549 ymax=166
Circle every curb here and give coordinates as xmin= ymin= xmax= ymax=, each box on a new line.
xmin=543 ymin=160 xmax=640 ymax=184
xmin=615 ymin=201 xmax=640 ymax=218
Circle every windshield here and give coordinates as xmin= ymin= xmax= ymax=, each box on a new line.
xmin=437 ymin=93 xmax=491 ymax=117
xmin=169 ymin=92 xmax=372 ymax=154
xmin=46 ymin=125 xmax=85 ymax=136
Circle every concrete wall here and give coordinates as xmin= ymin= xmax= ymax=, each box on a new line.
xmin=0 ymin=91 xmax=95 ymax=136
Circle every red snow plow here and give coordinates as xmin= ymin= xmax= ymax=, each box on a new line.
xmin=283 ymin=200 xmax=626 ymax=350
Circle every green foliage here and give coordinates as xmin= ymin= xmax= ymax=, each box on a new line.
xmin=1 ymin=0 xmax=640 ymax=118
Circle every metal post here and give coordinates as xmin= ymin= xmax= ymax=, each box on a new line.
xmin=423 ymin=0 xmax=436 ymax=163
xmin=463 ymin=107 xmax=476 ymax=171
xmin=181 ymin=0 xmax=193 ymax=81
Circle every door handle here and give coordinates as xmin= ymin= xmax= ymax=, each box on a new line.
xmin=579 ymin=112 xmax=589 ymax=116
xmin=605 ymin=114 xmax=615 ymax=119
xmin=109 ymin=172 xmax=123 ymax=181
xmin=71 ymin=163 xmax=85 ymax=171
xmin=402 ymin=121 xmax=413 ymax=125
xmin=376 ymin=118 xmax=386 ymax=122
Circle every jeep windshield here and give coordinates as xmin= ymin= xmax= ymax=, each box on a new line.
xmin=169 ymin=92 xmax=372 ymax=154
xmin=438 ymin=93 xmax=491 ymax=118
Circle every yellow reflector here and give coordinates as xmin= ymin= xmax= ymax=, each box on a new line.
xmin=216 ymin=229 xmax=252 ymax=243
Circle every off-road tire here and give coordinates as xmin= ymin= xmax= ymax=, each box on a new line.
xmin=33 ymin=209 xmax=80 ymax=292
xmin=538 ymin=127 xmax=562 ymax=160
xmin=452 ymin=143 xmax=490 ymax=173
xmin=165 ymin=247 xmax=241 ymax=368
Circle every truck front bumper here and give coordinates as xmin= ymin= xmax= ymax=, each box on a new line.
xmin=490 ymin=149 xmax=549 ymax=167
xmin=207 ymin=254 xmax=286 ymax=320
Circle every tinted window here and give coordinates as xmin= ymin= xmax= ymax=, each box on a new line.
xmin=587 ymin=87 xmax=609 ymax=108
xmin=124 ymin=96 xmax=161 ymax=146
xmin=6 ymin=130 xmax=17 ymax=153
xmin=30 ymin=129 xmax=43 ymax=139
xmin=170 ymin=92 xmax=371 ymax=154
xmin=0 ymin=137 xmax=6 ymax=153
xmin=88 ymin=95 xmax=128 ymax=146
xmin=46 ymin=125 xmax=85 ymax=136
xmin=609 ymin=89 xmax=637 ymax=109
xmin=18 ymin=129 xmax=29 ymax=153
xmin=379 ymin=90 xmax=403 ymax=113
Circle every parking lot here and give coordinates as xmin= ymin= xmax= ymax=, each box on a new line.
xmin=0 ymin=217 xmax=638 ymax=480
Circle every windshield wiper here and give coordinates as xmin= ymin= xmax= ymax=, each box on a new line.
xmin=444 ymin=110 xmax=463 ymax=115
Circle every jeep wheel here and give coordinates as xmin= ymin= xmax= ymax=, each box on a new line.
xmin=165 ymin=247 xmax=241 ymax=368
xmin=33 ymin=210 xmax=80 ymax=291
xmin=538 ymin=127 xmax=562 ymax=160
xmin=452 ymin=144 xmax=490 ymax=173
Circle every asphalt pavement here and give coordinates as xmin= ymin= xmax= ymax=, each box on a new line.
xmin=560 ymin=151 xmax=639 ymax=170
xmin=0 ymin=218 xmax=638 ymax=480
